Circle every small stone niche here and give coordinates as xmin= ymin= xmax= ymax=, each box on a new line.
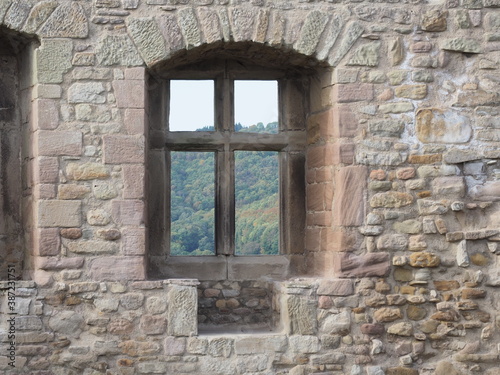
xmin=197 ymin=280 xmax=281 ymax=333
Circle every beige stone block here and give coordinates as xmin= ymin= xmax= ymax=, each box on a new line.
xmin=38 ymin=200 xmax=82 ymax=227
xmin=89 ymin=256 xmax=145 ymax=281
xmin=58 ymin=184 xmax=91 ymax=200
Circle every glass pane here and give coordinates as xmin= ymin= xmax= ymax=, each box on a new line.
xmin=235 ymin=151 xmax=279 ymax=255
xmin=170 ymin=151 xmax=215 ymax=256
xmin=234 ymin=80 xmax=278 ymax=134
xmin=169 ymin=80 xmax=214 ymax=131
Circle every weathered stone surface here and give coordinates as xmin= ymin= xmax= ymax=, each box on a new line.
xmin=388 ymin=322 xmax=413 ymax=336
xmin=370 ymin=192 xmax=413 ymax=208
xmin=89 ymin=257 xmax=145 ymax=281
xmin=434 ymin=280 xmax=460 ymax=291
xmin=316 ymin=14 xmax=343 ymax=61
xmin=36 ymin=39 xmax=73 ymax=84
xmin=229 ymin=8 xmax=256 ymax=42
xmin=103 ymin=135 xmax=144 ymax=164
xmin=454 ymin=90 xmax=500 ymax=107
xmin=68 ymin=82 xmax=106 ymax=104
xmin=374 ymin=308 xmax=402 ymax=322
xmin=48 ymin=311 xmax=84 ymax=338
xmin=167 ymin=285 xmax=197 ymax=336
xmin=22 ymin=1 xmax=58 ymax=34
xmin=421 ymin=10 xmax=448 ymax=31
xmin=38 ymin=257 xmax=84 ymax=270
xmin=416 ymin=109 xmax=472 ymax=143
xmin=287 ymin=295 xmax=317 ymax=335
xmin=39 ymin=2 xmax=88 ymax=38
xmin=329 ymin=21 xmax=364 ymax=66
xmin=368 ymin=119 xmax=404 ymax=137
xmin=119 ymin=340 xmax=160 ymax=356
xmin=317 ymin=279 xmax=354 ymax=296
xmin=442 ymin=38 xmax=482 ymax=53
xmin=434 ymin=361 xmax=464 ymax=375
xmin=65 ymin=162 xmax=109 ymax=181
xmin=407 ymin=305 xmax=427 ymax=321
xmin=358 ymin=151 xmax=406 ymax=166
xmin=57 ymin=184 xmax=90 ymax=200
xmin=417 ymin=165 xmax=458 ymax=178
xmin=469 ymin=181 xmax=500 ymax=201
xmin=234 ymin=336 xmax=287 ymax=355
xmin=67 ymin=240 xmax=118 ymax=255
xmin=387 ymin=368 xmax=418 ymax=375
xmin=295 ymin=10 xmax=329 ymax=56
xmin=321 ymin=310 xmax=351 ymax=334
xmin=289 ymin=335 xmax=320 ymax=353
xmin=389 ymin=37 xmax=405 ymax=66
xmin=409 ymin=252 xmax=440 ymax=267
xmin=432 ymin=177 xmax=465 ymax=197
xmin=95 ymin=35 xmax=143 ymax=66
xmin=394 ymin=220 xmax=422 ymax=234
xmin=127 ymin=17 xmax=168 ymax=65
xmin=379 ymin=102 xmax=414 ymax=113
xmin=395 ymin=84 xmax=427 ymax=99
xmin=417 ymin=199 xmax=449 ymax=215
xmin=75 ymin=104 xmax=112 ymax=123
xmin=347 ymin=42 xmax=380 ymax=67
xmin=334 ymin=252 xmax=391 ymax=278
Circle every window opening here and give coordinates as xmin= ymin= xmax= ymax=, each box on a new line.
xmin=169 ymin=80 xmax=214 ymax=131
xmin=170 ymin=151 xmax=215 ymax=256
xmin=234 ymin=80 xmax=278 ymax=134
xmin=235 ymin=151 xmax=279 ymax=255
xmin=167 ymin=77 xmax=284 ymax=257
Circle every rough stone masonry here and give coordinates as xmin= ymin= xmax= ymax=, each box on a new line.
xmin=0 ymin=0 xmax=500 ymax=374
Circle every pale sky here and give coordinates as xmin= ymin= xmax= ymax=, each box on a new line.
xmin=169 ymin=80 xmax=278 ymax=131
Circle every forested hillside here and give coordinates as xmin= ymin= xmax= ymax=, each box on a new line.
xmin=170 ymin=123 xmax=279 ymax=256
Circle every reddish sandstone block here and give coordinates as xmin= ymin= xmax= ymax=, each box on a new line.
xmin=331 ymin=143 xmax=355 ymax=165
xmin=37 ymin=130 xmax=82 ymax=156
xmin=124 ymin=67 xmax=145 ymax=80
xmin=370 ymin=169 xmax=386 ymax=181
xmin=123 ymin=164 xmax=145 ymax=199
xmin=37 ymin=157 xmax=59 ymax=184
xmin=307 ymin=146 xmax=325 ymax=169
xmin=37 ymin=256 xmax=85 ymax=270
xmin=103 ymin=135 xmax=144 ymax=164
xmin=305 ymin=227 xmax=321 ymax=252
xmin=36 ymin=228 xmax=61 ymax=256
xmin=122 ymin=227 xmax=146 ymax=255
xmin=89 ymin=256 xmax=145 ymax=281
xmin=332 ymin=84 xmax=374 ymax=103
xmin=333 ymin=105 xmax=358 ymax=138
xmin=35 ymin=184 xmax=57 ymax=199
xmin=113 ymin=80 xmax=145 ymax=108
xmin=396 ymin=167 xmax=416 ymax=180
xmin=124 ymin=108 xmax=146 ymax=135
xmin=328 ymin=229 xmax=360 ymax=252
xmin=34 ymin=99 xmax=59 ymax=130
xmin=38 ymin=200 xmax=82 ymax=227
xmin=333 ymin=166 xmax=368 ymax=226
xmin=112 ymin=200 xmax=144 ymax=226
xmin=306 ymin=211 xmax=332 ymax=227
xmin=333 ymin=252 xmax=391 ymax=278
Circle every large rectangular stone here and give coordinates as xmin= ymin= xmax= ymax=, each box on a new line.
xmin=37 ymin=256 xmax=85 ymax=270
xmin=33 ymin=99 xmax=59 ymax=130
xmin=89 ymin=256 xmax=145 ymax=281
xmin=332 ymin=84 xmax=373 ymax=103
xmin=333 ymin=105 xmax=358 ymax=138
xmin=122 ymin=227 xmax=146 ymax=255
xmin=167 ymin=285 xmax=198 ymax=336
xmin=38 ymin=200 xmax=82 ymax=227
xmin=111 ymin=200 xmax=144 ymax=225
xmin=36 ymin=228 xmax=60 ymax=256
xmin=36 ymin=157 xmax=59 ymax=184
xmin=123 ymin=164 xmax=145 ymax=199
xmin=234 ymin=335 xmax=288 ymax=354
xmin=37 ymin=130 xmax=82 ymax=156
xmin=103 ymin=135 xmax=144 ymax=164
xmin=113 ymin=80 xmax=145 ymax=108
xmin=333 ymin=166 xmax=368 ymax=226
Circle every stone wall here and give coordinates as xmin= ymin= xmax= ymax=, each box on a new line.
xmin=0 ymin=0 xmax=499 ymax=374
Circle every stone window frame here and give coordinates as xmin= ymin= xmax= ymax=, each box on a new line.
xmin=147 ymin=59 xmax=308 ymax=280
